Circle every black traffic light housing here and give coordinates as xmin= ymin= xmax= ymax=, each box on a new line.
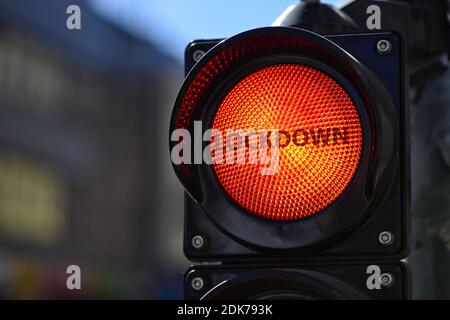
xmin=170 ymin=1 xmax=411 ymax=300
xmin=182 ymin=30 xmax=409 ymax=262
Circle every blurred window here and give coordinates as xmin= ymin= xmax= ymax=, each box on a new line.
xmin=0 ymin=152 xmax=66 ymax=246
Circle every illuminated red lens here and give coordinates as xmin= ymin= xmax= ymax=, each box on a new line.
xmin=211 ymin=64 xmax=363 ymax=220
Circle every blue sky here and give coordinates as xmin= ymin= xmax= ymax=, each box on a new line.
xmin=90 ymin=0 xmax=340 ymax=61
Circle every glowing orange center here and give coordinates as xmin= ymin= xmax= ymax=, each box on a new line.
xmin=211 ymin=64 xmax=363 ymax=220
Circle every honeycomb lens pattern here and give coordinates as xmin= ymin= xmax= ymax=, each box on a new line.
xmin=211 ymin=64 xmax=363 ymax=220
xmin=175 ymin=35 xmax=316 ymax=131
xmin=173 ymin=31 xmax=318 ymax=186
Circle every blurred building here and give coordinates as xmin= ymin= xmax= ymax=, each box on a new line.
xmin=0 ymin=0 xmax=184 ymax=298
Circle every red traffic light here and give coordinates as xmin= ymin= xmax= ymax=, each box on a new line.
xmin=212 ymin=63 xmax=363 ymax=220
xmin=174 ymin=1 xmax=410 ymax=301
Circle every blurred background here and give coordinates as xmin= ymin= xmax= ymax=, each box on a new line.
xmin=0 ymin=0 xmax=325 ymax=299
xmin=0 ymin=0 xmax=448 ymax=299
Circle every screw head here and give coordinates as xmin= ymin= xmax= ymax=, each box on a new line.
xmin=378 ymin=231 xmax=394 ymax=246
xmin=193 ymin=49 xmax=205 ymax=62
xmin=376 ymin=39 xmax=392 ymax=54
xmin=380 ymin=272 xmax=395 ymax=288
xmin=191 ymin=277 xmax=204 ymax=291
xmin=192 ymin=234 xmax=206 ymax=249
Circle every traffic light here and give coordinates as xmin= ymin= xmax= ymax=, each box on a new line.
xmin=170 ymin=1 xmax=410 ymax=300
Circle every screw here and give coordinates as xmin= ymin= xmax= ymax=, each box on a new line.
xmin=192 ymin=234 xmax=206 ymax=249
xmin=193 ymin=49 xmax=205 ymax=62
xmin=380 ymin=272 xmax=395 ymax=288
xmin=376 ymin=39 xmax=392 ymax=55
xmin=378 ymin=231 xmax=394 ymax=246
xmin=191 ymin=277 xmax=204 ymax=291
